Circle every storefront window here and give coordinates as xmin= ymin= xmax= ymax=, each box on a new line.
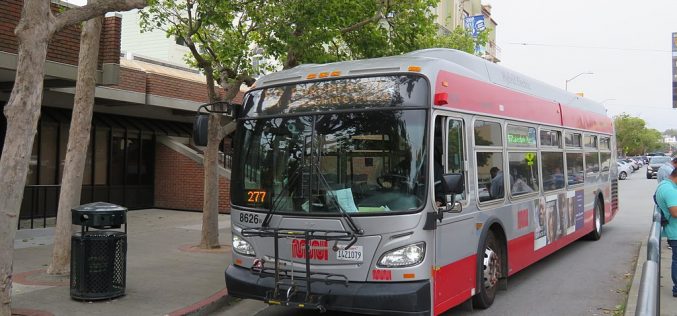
xmin=126 ymin=132 xmax=140 ymax=185
xmin=39 ymin=122 xmax=58 ymax=185
xmin=111 ymin=131 xmax=125 ymax=185
xmin=139 ymin=135 xmax=154 ymax=185
xmin=94 ymin=129 xmax=109 ymax=185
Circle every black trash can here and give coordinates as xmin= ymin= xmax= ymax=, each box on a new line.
xmin=70 ymin=202 xmax=127 ymax=301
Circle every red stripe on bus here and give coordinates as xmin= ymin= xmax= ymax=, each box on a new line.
xmin=433 ymin=254 xmax=476 ymax=315
xmin=561 ymin=107 xmax=613 ymax=134
xmin=434 ymin=71 xmax=613 ymax=134
xmin=433 ymin=209 xmax=596 ymax=314
xmin=507 ymin=209 xmax=595 ymax=275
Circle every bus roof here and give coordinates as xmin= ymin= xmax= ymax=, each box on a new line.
xmin=254 ymin=48 xmax=608 ymax=117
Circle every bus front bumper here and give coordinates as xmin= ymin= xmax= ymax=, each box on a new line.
xmin=225 ymin=265 xmax=431 ymax=316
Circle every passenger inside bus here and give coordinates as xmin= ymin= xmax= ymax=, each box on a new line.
xmin=489 ymin=167 xmax=505 ymax=199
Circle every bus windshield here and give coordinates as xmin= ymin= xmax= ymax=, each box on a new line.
xmin=232 ymin=110 xmax=428 ymax=215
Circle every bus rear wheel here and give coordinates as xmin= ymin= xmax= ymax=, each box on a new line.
xmin=473 ymin=231 xmax=502 ymax=309
xmin=585 ymin=199 xmax=603 ymax=241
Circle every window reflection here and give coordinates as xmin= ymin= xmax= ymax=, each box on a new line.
xmin=508 ymin=152 xmax=540 ymax=196
xmin=242 ymin=76 xmax=428 ymax=117
xmin=566 ymin=153 xmax=584 ymax=185
xmin=474 ymin=121 xmax=502 ymax=146
xmin=232 ymin=110 xmax=428 ymax=214
xmin=542 ymin=152 xmax=565 ymax=191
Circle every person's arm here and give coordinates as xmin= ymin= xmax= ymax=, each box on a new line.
xmin=665 ymin=191 xmax=677 ymax=217
xmin=669 ymin=206 xmax=677 ymax=218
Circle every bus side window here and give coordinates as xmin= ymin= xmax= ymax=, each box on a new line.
xmin=447 ymin=119 xmax=465 ymax=201
xmin=476 ymin=152 xmax=505 ymax=201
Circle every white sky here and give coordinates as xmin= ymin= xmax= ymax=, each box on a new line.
xmin=488 ymin=0 xmax=677 ymax=132
xmin=65 ymin=0 xmax=677 ymax=131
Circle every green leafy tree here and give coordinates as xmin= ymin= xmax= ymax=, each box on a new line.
xmin=434 ymin=27 xmax=489 ymax=54
xmin=256 ymin=0 xmax=442 ymax=68
xmin=140 ymin=0 xmax=263 ymax=248
xmin=614 ymin=114 xmax=663 ymax=155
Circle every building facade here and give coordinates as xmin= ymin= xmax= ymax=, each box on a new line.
xmin=0 ymin=0 xmax=236 ymax=229
xmin=434 ymin=0 xmax=500 ymax=62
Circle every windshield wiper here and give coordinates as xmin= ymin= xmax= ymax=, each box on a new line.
xmin=261 ymin=163 xmax=364 ymax=240
xmin=312 ymin=164 xmax=364 ymax=238
xmin=261 ymin=165 xmax=304 ymax=227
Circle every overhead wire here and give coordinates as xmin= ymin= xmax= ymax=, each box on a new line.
xmin=506 ymin=42 xmax=671 ymax=53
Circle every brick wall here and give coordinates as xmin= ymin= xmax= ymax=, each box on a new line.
xmin=154 ymin=143 xmax=231 ymax=213
xmin=146 ymin=73 xmax=214 ymax=104
xmin=100 ymin=16 xmax=122 ymax=66
xmin=0 ymin=0 xmax=120 ymax=69
xmin=109 ymin=67 xmax=147 ymax=93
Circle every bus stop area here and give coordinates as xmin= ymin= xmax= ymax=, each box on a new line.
xmin=626 ymin=239 xmax=676 ymax=316
xmin=10 ymin=209 xmax=240 ymax=316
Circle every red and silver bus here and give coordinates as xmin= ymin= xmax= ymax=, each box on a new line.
xmin=213 ymin=48 xmax=617 ymax=315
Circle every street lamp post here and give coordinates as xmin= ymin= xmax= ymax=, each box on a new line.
xmin=565 ymin=72 xmax=594 ymax=91
xmin=600 ymin=98 xmax=616 ymax=106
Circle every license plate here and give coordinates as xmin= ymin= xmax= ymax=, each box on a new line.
xmin=336 ymin=245 xmax=363 ymax=262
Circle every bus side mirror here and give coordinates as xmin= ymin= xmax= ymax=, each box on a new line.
xmin=442 ymin=173 xmax=464 ymax=196
xmin=193 ymin=114 xmax=209 ymax=146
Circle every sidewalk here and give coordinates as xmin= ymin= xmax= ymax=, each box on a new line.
xmin=626 ymin=239 xmax=676 ymax=316
xmin=11 ymin=209 xmax=234 ymax=316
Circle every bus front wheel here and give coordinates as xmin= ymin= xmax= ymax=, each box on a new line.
xmin=473 ymin=231 xmax=502 ymax=309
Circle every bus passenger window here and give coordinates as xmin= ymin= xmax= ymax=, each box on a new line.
xmin=476 ymin=152 xmax=504 ymax=202
xmin=542 ymin=152 xmax=565 ymax=191
xmin=508 ymin=152 xmax=539 ymax=196
xmin=585 ymin=152 xmax=600 ymax=174
xmin=474 ymin=121 xmax=502 ymax=146
xmin=566 ymin=153 xmax=584 ymax=185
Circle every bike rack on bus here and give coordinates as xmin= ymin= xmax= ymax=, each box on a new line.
xmin=241 ymin=227 xmax=357 ymax=312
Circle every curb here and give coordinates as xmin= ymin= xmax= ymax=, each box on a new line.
xmin=13 ymin=269 xmax=69 ymax=287
xmin=165 ymin=288 xmax=230 ymax=316
xmin=625 ymin=241 xmax=646 ymax=316
xmin=11 ymin=308 xmax=54 ymax=316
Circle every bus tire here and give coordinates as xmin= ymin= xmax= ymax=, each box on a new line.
xmin=472 ymin=230 xmax=502 ymax=309
xmin=585 ymin=198 xmax=603 ymax=241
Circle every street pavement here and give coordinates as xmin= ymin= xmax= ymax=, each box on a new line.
xmin=11 ymin=209 xmax=233 ymax=316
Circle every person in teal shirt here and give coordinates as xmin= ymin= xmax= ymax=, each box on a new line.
xmin=655 ymin=168 xmax=677 ymax=297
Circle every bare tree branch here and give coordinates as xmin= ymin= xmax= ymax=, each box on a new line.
xmin=54 ymin=0 xmax=147 ymax=32
xmin=340 ymin=11 xmax=384 ymax=34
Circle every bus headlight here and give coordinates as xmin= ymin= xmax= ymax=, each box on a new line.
xmin=378 ymin=242 xmax=425 ymax=268
xmin=233 ymin=235 xmax=255 ymax=256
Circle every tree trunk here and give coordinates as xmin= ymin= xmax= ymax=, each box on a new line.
xmin=0 ymin=2 xmax=52 ymax=314
xmin=47 ymin=15 xmax=103 ymax=276
xmin=200 ymin=113 xmax=222 ymax=249
xmin=0 ymin=1 xmax=145 ymax=313
xmin=197 ymin=59 xmax=221 ymax=249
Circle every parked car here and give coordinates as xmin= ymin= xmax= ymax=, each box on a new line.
xmin=647 ymin=156 xmax=672 ymax=179
xmin=620 ymin=159 xmax=639 ymax=171
xmin=617 ymin=162 xmax=632 ymax=180
xmin=618 ymin=161 xmax=635 ymax=173
xmin=631 ymin=156 xmax=645 ymax=166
